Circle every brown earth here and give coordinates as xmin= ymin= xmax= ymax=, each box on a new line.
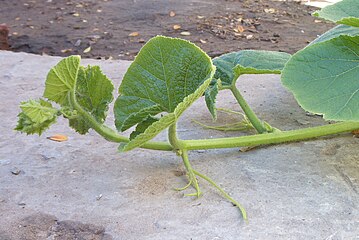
xmin=1 ymin=0 xmax=334 ymax=60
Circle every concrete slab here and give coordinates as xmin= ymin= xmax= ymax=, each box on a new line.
xmin=0 ymin=51 xmax=358 ymax=239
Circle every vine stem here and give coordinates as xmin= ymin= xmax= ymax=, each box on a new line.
xmin=169 ymin=123 xmax=201 ymax=197
xmin=69 ymin=88 xmax=359 ymax=153
xmin=182 ymin=121 xmax=359 ymax=150
xmin=69 ymin=91 xmax=173 ymax=151
xmin=230 ymin=86 xmax=268 ymax=134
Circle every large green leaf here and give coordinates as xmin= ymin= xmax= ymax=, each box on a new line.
xmin=281 ymin=35 xmax=359 ymax=122
xmin=114 ymin=36 xmax=215 ymax=151
xmin=114 ymin=36 xmax=215 ymax=132
xmin=206 ymin=50 xmax=291 ymax=118
xmin=15 ymin=99 xmax=59 ymax=135
xmin=313 ymin=0 xmax=359 ymax=27
xmin=69 ymin=65 xmax=114 ymax=134
xmin=43 ymin=55 xmax=80 ymax=105
xmin=310 ymin=25 xmax=359 ymax=45
xmin=119 ymin=73 xmax=214 ymax=152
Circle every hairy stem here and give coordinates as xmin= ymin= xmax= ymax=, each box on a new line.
xmin=69 ymin=92 xmax=173 ymax=151
xmin=182 ymin=121 xmax=359 ymax=150
xmin=230 ymin=86 xmax=268 ymax=134
xmin=193 ymin=169 xmax=247 ymax=221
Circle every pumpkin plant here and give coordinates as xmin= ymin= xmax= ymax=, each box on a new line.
xmin=15 ymin=0 xmax=359 ymax=221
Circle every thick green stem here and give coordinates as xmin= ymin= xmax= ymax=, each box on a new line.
xmin=182 ymin=122 xmax=359 ymax=150
xmin=230 ymin=86 xmax=268 ymax=134
xmin=69 ymin=92 xmax=173 ymax=151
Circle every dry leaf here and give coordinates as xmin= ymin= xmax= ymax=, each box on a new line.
xmin=173 ymin=24 xmax=181 ymax=30
xmin=83 ymin=46 xmax=91 ymax=53
xmin=264 ymin=8 xmax=276 ymax=14
xmin=128 ymin=32 xmax=139 ymax=37
xmin=61 ymin=48 xmax=72 ymax=53
xmin=246 ymin=34 xmax=253 ymax=40
xmin=237 ymin=25 xmax=245 ymax=33
xmin=169 ymin=11 xmax=176 ymax=17
xmin=239 ymin=146 xmax=257 ymax=152
xmin=352 ymin=129 xmax=359 ymax=137
xmin=47 ymin=134 xmax=68 ymax=142
xmin=200 ymin=39 xmax=207 ymax=44
xmin=180 ymin=31 xmax=191 ymax=36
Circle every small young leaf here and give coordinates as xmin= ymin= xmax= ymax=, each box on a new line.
xmin=15 ymin=99 xmax=59 ymax=135
xmin=281 ymin=35 xmax=359 ymax=122
xmin=43 ymin=55 xmax=80 ymax=105
xmin=313 ymin=0 xmax=359 ymax=27
xmin=114 ymin=36 xmax=215 ymax=132
xmin=310 ymin=25 xmax=359 ymax=45
xmin=69 ymin=65 xmax=114 ymax=134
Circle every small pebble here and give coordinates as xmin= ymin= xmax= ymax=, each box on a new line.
xmin=96 ymin=194 xmax=103 ymax=201
xmin=11 ymin=167 xmax=21 ymax=175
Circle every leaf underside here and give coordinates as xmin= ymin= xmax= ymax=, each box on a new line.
xmin=310 ymin=25 xmax=359 ymax=46
xmin=206 ymin=50 xmax=291 ymax=117
xmin=281 ymin=35 xmax=359 ymax=122
xmin=115 ymin=36 xmax=215 ymax=151
xmin=313 ymin=0 xmax=359 ymax=27
xmin=69 ymin=65 xmax=114 ymax=134
xmin=205 ymin=79 xmax=220 ymax=120
xmin=43 ymin=55 xmax=80 ymax=105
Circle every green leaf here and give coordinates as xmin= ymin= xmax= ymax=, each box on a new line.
xmin=310 ymin=25 xmax=359 ymax=46
xmin=69 ymin=65 xmax=114 ymax=134
xmin=129 ymin=116 xmax=158 ymax=140
xmin=208 ymin=50 xmax=291 ymax=116
xmin=281 ymin=35 xmax=359 ymax=122
xmin=15 ymin=99 xmax=59 ymax=135
xmin=205 ymin=79 xmax=220 ymax=120
xmin=114 ymin=36 xmax=215 ymax=132
xmin=313 ymin=0 xmax=359 ymax=27
xmin=213 ymin=50 xmax=291 ymax=87
xmin=119 ymin=73 xmax=214 ymax=152
xmin=43 ymin=55 xmax=81 ymax=105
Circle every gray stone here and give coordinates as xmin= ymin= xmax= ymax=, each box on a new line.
xmin=0 ymin=51 xmax=358 ymax=239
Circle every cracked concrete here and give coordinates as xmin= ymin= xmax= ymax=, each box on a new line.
xmin=0 ymin=51 xmax=358 ymax=239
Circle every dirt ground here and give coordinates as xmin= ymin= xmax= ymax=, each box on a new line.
xmin=1 ymin=0 xmax=334 ymax=60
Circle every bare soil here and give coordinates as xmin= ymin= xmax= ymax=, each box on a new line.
xmin=1 ymin=0 xmax=334 ymax=60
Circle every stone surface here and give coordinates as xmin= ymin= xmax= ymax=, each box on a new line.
xmin=0 ymin=51 xmax=358 ymax=239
